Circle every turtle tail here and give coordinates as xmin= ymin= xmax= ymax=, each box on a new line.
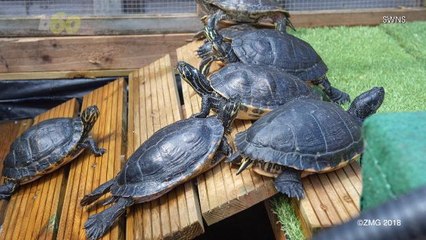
xmin=0 ymin=181 xmax=18 ymax=199
xmin=80 ymin=179 xmax=115 ymax=206
xmin=84 ymin=197 xmax=134 ymax=240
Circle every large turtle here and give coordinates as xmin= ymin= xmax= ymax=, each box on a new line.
xmin=80 ymin=101 xmax=240 ymax=240
xmin=201 ymin=15 xmax=350 ymax=104
xmin=177 ymin=61 xmax=319 ymax=120
xmin=0 ymin=106 xmax=105 ymax=199
xmin=229 ymin=87 xmax=385 ymax=199
xmin=195 ymin=0 xmax=294 ymax=36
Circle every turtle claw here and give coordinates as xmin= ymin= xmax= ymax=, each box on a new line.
xmin=84 ymin=214 xmax=109 ymax=240
xmin=330 ymin=89 xmax=351 ymax=105
xmin=94 ymin=148 xmax=106 ymax=157
xmin=275 ymin=169 xmax=304 ymax=199
xmin=275 ymin=181 xmax=305 ymax=200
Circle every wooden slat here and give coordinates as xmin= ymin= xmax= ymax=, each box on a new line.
xmin=57 ymin=79 xmax=125 ymax=239
xmin=293 ymin=162 xmax=362 ymax=237
xmin=177 ymin=41 xmax=277 ymax=225
xmin=0 ymin=34 xmax=192 ymax=74
xmin=0 ymin=69 xmax=133 ymax=80
xmin=0 ymin=119 xmax=33 ymax=225
xmin=0 ymin=99 xmax=78 ymax=240
xmin=126 ymin=54 xmax=204 ymax=240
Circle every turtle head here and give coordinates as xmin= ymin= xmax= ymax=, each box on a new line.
xmin=80 ymin=105 xmax=100 ymax=134
xmin=177 ymin=61 xmax=213 ymax=95
xmin=348 ymin=87 xmax=385 ymax=122
xmin=218 ymin=99 xmax=241 ymax=132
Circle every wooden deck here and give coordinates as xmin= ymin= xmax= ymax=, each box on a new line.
xmin=0 ymin=41 xmax=361 ymax=239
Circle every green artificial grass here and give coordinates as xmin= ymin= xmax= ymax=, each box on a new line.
xmin=271 ymin=196 xmax=305 ymax=240
xmin=272 ymin=21 xmax=426 ymax=239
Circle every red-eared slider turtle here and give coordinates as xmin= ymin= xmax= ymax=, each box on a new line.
xmin=177 ymin=61 xmax=319 ymax=120
xmin=80 ymin=101 xmax=240 ymax=240
xmin=197 ymin=24 xmax=255 ymax=59
xmin=195 ymin=0 xmax=294 ymax=35
xmin=230 ymin=87 xmax=385 ymax=199
xmin=0 ymin=106 xmax=105 ymax=199
xmin=201 ymin=15 xmax=350 ymax=104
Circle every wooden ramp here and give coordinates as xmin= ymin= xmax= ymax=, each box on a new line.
xmin=176 ymin=40 xmax=361 ymax=237
xmin=177 ymin=41 xmax=277 ymax=226
xmin=57 ymin=79 xmax=125 ymax=240
xmin=125 ymin=54 xmax=204 ymax=240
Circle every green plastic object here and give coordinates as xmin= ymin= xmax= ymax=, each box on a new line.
xmin=361 ymin=112 xmax=426 ymax=210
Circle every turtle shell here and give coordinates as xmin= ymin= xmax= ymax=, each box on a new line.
xmin=234 ymin=98 xmax=363 ymax=173
xmin=110 ymin=117 xmax=224 ymax=203
xmin=208 ymin=0 xmax=289 ymax=17
xmin=3 ymin=118 xmax=83 ymax=183
xmin=232 ymin=29 xmax=328 ymax=81
xmin=210 ymin=63 xmax=319 ymax=119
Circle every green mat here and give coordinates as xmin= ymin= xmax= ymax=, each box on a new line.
xmin=361 ymin=112 xmax=426 ymax=210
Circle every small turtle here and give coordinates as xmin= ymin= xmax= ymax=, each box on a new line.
xmin=197 ymin=24 xmax=255 ymax=59
xmin=80 ymin=101 xmax=240 ymax=240
xmin=177 ymin=61 xmax=319 ymax=120
xmin=201 ymin=15 xmax=350 ymax=104
xmin=230 ymin=87 xmax=385 ymax=199
xmin=195 ymin=0 xmax=294 ymax=37
xmin=0 ymin=106 xmax=105 ymax=199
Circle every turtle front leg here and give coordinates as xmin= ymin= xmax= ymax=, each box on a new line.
xmin=197 ymin=41 xmax=213 ymax=59
xmin=0 ymin=181 xmax=18 ymax=200
xmin=212 ymin=136 xmax=234 ymax=165
xmin=82 ymin=136 xmax=106 ymax=156
xmin=192 ymin=94 xmax=223 ymax=118
xmin=226 ymin=150 xmax=242 ymax=164
xmin=275 ymin=167 xmax=304 ymax=199
xmin=316 ymin=77 xmax=350 ymax=104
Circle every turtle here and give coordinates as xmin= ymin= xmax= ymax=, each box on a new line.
xmin=0 ymin=106 xmax=105 ymax=199
xmin=194 ymin=0 xmax=295 ymax=39
xmin=200 ymin=15 xmax=350 ymax=104
xmin=197 ymin=24 xmax=255 ymax=59
xmin=229 ymin=87 xmax=385 ymax=199
xmin=80 ymin=100 xmax=240 ymax=240
xmin=177 ymin=61 xmax=320 ymax=120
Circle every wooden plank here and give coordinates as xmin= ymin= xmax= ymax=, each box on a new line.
xmin=0 ymin=34 xmax=192 ymax=73
xmin=264 ymin=200 xmax=287 ymax=240
xmin=294 ymin=162 xmax=362 ymax=237
xmin=0 ymin=99 xmax=78 ymax=240
xmin=177 ymin=41 xmax=277 ymax=225
xmin=0 ymin=120 xmax=33 ymax=225
xmin=0 ymin=15 xmax=201 ymax=37
xmin=126 ymin=54 xmax=204 ymax=240
xmin=0 ymin=8 xmax=424 ymax=37
xmin=57 ymin=79 xmax=125 ymax=240
xmin=0 ymin=69 xmax=133 ymax=80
